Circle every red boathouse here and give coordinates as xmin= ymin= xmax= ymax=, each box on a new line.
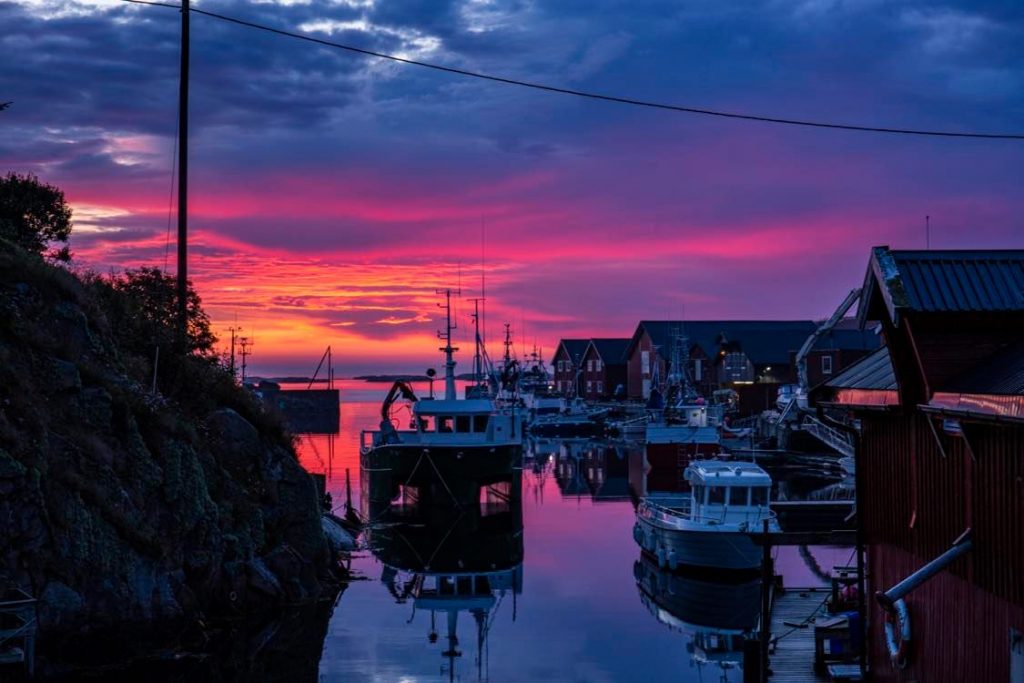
xmin=816 ymin=246 xmax=1024 ymax=682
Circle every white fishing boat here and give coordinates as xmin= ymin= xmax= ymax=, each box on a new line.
xmin=633 ymin=460 xmax=780 ymax=571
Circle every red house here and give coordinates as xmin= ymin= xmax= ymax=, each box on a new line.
xmin=816 ymin=247 xmax=1024 ymax=682
xmin=551 ymin=339 xmax=588 ymax=396
xmin=580 ymin=338 xmax=629 ymax=400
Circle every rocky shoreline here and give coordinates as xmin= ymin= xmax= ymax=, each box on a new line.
xmin=0 ymin=248 xmax=346 ymax=676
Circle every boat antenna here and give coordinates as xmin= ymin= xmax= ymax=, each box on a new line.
xmin=469 ymin=297 xmax=484 ymax=387
xmin=436 ymin=287 xmax=460 ymax=400
xmin=480 ymin=216 xmax=486 ymax=351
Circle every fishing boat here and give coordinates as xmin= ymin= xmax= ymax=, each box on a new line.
xmin=360 ymin=290 xmax=522 ymax=501
xmin=633 ymin=460 xmax=780 ymax=572
xmin=528 ymin=396 xmax=608 ymax=437
xmin=643 ymin=326 xmax=723 ymax=478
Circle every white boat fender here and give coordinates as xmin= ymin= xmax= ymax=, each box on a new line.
xmin=884 ymin=598 xmax=911 ymax=669
xmin=667 ymin=549 xmax=678 ymax=571
xmin=656 ymin=546 xmax=667 ymax=569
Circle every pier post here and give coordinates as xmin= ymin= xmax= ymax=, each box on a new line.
xmin=761 ymin=517 xmax=772 ymax=682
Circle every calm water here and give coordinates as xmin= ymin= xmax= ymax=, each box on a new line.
xmin=296 ymin=380 xmax=853 ymax=683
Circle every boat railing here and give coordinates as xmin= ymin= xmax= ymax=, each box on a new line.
xmin=642 ymin=496 xmax=693 ymax=521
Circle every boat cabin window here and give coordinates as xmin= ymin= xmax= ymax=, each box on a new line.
xmin=438 ymin=417 xmax=453 ymax=433
xmin=708 ymin=486 xmax=727 ymax=505
xmin=473 ymin=415 xmax=489 ymax=432
xmin=456 ymin=415 xmax=471 ymax=433
xmin=751 ymin=486 xmax=769 ymax=506
xmin=728 ymin=487 xmax=747 ymax=506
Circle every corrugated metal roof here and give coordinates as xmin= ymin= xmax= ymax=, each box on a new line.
xmin=886 ymin=250 xmax=1024 ymax=313
xmin=588 ymin=338 xmax=630 ymax=363
xmin=940 ymin=341 xmax=1024 ymax=396
xmin=824 ymin=346 xmax=896 ymax=390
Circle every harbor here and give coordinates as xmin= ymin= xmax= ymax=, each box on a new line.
xmin=4 ymin=0 xmax=1023 ymax=679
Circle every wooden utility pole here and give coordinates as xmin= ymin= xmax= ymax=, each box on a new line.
xmin=176 ymin=0 xmax=190 ymax=330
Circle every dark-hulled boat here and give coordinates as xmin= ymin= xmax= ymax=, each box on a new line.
xmin=360 ymin=290 xmax=522 ymax=504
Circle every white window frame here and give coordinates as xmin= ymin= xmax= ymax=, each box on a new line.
xmin=822 ymin=355 xmax=833 ymax=375
xmin=597 ymin=381 xmax=604 ymax=393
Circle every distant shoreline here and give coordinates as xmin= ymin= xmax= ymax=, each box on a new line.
xmin=253 ymin=374 xmax=476 ymax=384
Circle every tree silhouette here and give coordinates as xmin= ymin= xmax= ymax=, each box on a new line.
xmin=0 ymin=172 xmax=73 ymax=261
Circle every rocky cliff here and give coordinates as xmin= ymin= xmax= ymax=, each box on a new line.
xmin=0 ymin=248 xmax=339 ymax=663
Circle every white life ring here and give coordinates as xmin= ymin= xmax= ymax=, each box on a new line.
xmin=884 ymin=598 xmax=911 ymax=668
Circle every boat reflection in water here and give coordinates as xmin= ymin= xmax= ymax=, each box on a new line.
xmin=634 ymin=552 xmax=760 ymax=682
xmin=362 ymin=466 xmax=524 ymax=682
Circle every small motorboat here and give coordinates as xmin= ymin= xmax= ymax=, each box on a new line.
xmin=633 ymin=460 xmax=780 ymax=572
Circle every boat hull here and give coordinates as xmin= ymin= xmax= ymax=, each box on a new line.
xmin=634 ymin=515 xmax=763 ymax=572
xmin=361 ymin=442 xmax=522 ymax=505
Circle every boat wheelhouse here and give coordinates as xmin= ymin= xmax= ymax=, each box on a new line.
xmin=634 ymin=460 xmax=780 ymax=571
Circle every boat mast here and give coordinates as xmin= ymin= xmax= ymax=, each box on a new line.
xmin=437 ymin=288 xmax=459 ymax=400
xmin=470 ymin=297 xmax=483 ymax=387
xmin=503 ymin=323 xmax=512 ymax=368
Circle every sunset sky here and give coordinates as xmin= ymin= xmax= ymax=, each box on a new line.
xmin=4 ymin=0 xmax=1023 ymax=375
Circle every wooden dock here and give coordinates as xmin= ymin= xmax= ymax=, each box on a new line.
xmin=767 ymin=587 xmax=829 ymax=682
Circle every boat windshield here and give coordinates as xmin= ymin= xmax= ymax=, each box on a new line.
xmin=434 ymin=415 xmax=490 ymax=433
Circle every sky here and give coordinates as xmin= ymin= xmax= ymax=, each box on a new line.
xmin=3 ymin=0 xmax=1023 ymax=375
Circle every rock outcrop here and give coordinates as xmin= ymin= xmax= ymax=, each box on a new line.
xmin=0 ymin=249 xmax=339 ymax=664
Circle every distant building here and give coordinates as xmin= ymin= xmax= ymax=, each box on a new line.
xmin=624 ymin=320 xmax=817 ymax=401
xmin=797 ymin=317 xmax=880 ymax=388
xmin=580 ymin=338 xmax=630 ymax=400
xmin=815 ymin=246 xmax=1024 ymax=682
xmin=551 ymin=339 xmax=588 ymax=396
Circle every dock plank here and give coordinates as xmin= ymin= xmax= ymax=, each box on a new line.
xmin=768 ymin=587 xmax=831 ymax=682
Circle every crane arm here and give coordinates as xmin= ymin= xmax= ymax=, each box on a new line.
xmin=797 ymin=288 xmax=863 ymax=394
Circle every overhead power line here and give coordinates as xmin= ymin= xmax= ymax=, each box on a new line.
xmin=118 ymin=0 xmax=1023 ymax=140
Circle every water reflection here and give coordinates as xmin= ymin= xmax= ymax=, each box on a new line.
xmin=301 ymin=398 xmax=855 ymax=681
xmin=634 ymin=554 xmax=759 ymax=682
xmin=362 ymin=467 xmax=524 ymax=682
xmin=525 ymin=436 xmax=639 ymax=502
